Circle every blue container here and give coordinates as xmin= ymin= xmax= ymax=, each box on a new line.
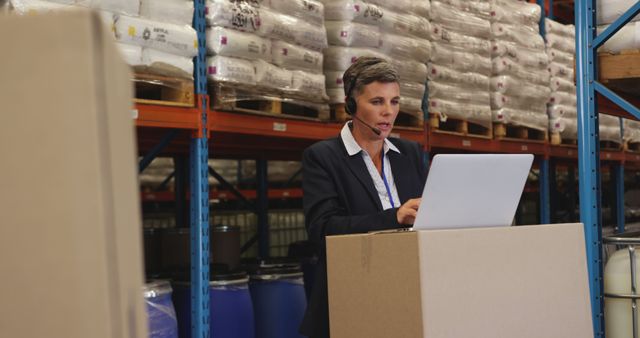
xmin=144 ymin=281 xmax=179 ymax=338
xmin=173 ymin=273 xmax=255 ymax=338
xmin=249 ymin=265 xmax=307 ymax=338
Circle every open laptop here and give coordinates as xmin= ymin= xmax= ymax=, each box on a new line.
xmin=412 ymin=154 xmax=534 ymax=230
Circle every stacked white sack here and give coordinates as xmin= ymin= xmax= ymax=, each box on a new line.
xmin=600 ymin=114 xmax=623 ymax=144
xmin=490 ymin=0 xmax=550 ymax=132
xmin=598 ymin=21 xmax=640 ymax=53
xmin=597 ymin=0 xmax=640 ymax=25
xmin=8 ymin=0 xmax=197 ymax=78
xmin=624 ymin=119 xmax=640 ymax=146
xmin=545 ymin=18 xmax=577 ymax=141
xmin=428 ymin=0 xmax=492 ymax=127
xmin=323 ymin=0 xmax=431 ymax=115
xmin=205 ymin=0 xmax=329 ymax=103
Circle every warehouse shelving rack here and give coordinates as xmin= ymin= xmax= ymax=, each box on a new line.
xmin=575 ymin=1 xmax=640 ymax=336
xmin=133 ymin=1 xmax=640 ymax=338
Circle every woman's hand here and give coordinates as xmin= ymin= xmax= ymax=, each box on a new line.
xmin=397 ymin=198 xmax=421 ymax=225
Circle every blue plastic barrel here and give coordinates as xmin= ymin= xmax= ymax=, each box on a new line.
xmin=143 ymin=281 xmax=179 ymax=338
xmin=173 ymin=272 xmax=255 ymax=338
xmin=249 ymin=264 xmax=307 ymax=338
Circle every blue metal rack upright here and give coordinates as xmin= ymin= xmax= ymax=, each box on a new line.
xmin=191 ymin=0 xmax=210 ymax=338
xmin=576 ymin=1 xmax=640 ymax=336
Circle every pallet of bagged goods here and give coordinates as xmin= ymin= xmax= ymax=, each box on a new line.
xmin=205 ymin=0 xmax=330 ymax=121
xmin=7 ymin=0 xmax=198 ymax=107
xmin=490 ymin=0 xmax=550 ymax=142
xmin=323 ymin=0 xmax=431 ymax=128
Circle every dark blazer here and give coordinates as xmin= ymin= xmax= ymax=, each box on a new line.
xmin=300 ymin=136 xmax=427 ymax=338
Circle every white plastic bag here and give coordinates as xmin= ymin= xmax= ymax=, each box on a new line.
xmin=546 ymin=48 xmax=574 ymax=67
xmin=490 ymin=0 xmax=541 ymax=27
xmin=379 ymin=10 xmax=431 ymax=39
xmin=545 ymin=18 xmax=575 ymax=38
xmin=491 ymin=22 xmax=545 ymax=50
xmin=327 ymin=87 xmax=345 ymax=104
xmin=492 ymin=40 xmax=550 ymax=69
xmin=206 ymin=0 xmax=261 ymax=33
xmin=379 ymin=33 xmax=431 ymax=61
xmin=325 ymin=21 xmax=381 ymax=48
xmin=431 ymin=42 xmax=492 ymax=75
xmin=206 ymin=26 xmax=272 ymax=62
xmin=265 ymin=0 xmax=324 ymax=25
xmin=115 ymin=15 xmax=198 ymax=58
xmin=207 ymin=55 xmax=256 ymax=85
xmin=400 ymin=81 xmax=426 ymax=101
xmin=598 ymin=22 xmax=640 ymax=53
xmin=140 ymin=0 xmax=194 ymax=26
xmin=291 ymin=71 xmax=327 ymax=100
xmin=550 ymin=77 xmax=576 ymax=93
xmin=254 ymin=59 xmax=292 ymax=91
xmin=431 ymin=1 xmax=491 ymax=39
xmin=548 ymin=104 xmax=577 ymax=120
xmin=493 ymin=108 xmax=549 ymax=131
xmin=325 ymin=70 xmax=345 ymax=88
xmin=491 ymin=75 xmax=551 ymax=101
xmin=549 ymin=91 xmax=577 ymax=106
xmin=141 ymin=48 xmax=194 ymax=79
xmin=429 ymin=81 xmax=490 ymax=105
xmin=492 ymin=57 xmax=550 ymax=85
xmin=428 ymin=97 xmax=492 ymax=127
xmin=546 ymin=32 xmax=576 ymax=54
xmin=392 ymin=58 xmax=428 ymax=84
xmin=323 ymin=46 xmax=387 ymax=71
xmin=548 ymin=62 xmax=574 ymax=81
xmin=272 ymin=40 xmax=323 ymax=73
xmin=597 ymin=0 xmax=640 ymax=25
xmin=323 ymin=0 xmax=384 ymax=26
xmin=441 ymin=27 xmax=492 ymax=56
xmin=491 ymin=92 xmax=547 ymax=113
xmin=116 ymin=43 xmax=142 ymax=66
xmin=428 ymin=63 xmax=490 ymax=90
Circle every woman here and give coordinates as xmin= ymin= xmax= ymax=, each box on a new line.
xmin=300 ymin=57 xmax=427 ymax=338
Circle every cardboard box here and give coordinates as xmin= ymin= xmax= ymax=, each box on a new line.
xmin=0 ymin=10 xmax=147 ymax=338
xmin=327 ymin=224 xmax=593 ymax=338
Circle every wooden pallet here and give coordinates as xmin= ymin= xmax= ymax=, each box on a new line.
xmin=601 ymin=140 xmax=624 ymax=151
xmin=599 ymin=49 xmax=640 ymax=96
xmin=493 ymin=123 xmax=548 ymax=142
xmin=213 ymin=86 xmax=330 ymax=121
xmin=134 ymin=73 xmax=195 ymax=107
xmin=429 ymin=114 xmax=492 ymax=139
xmin=550 ymin=132 xmax=577 ymax=146
xmin=625 ymin=141 xmax=640 ymax=152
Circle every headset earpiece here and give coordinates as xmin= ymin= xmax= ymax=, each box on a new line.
xmin=346 ymin=96 xmax=357 ymax=115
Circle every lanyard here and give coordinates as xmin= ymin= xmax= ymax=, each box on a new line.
xmin=380 ymin=151 xmax=396 ymax=208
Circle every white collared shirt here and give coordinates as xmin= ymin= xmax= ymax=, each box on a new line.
xmin=340 ymin=122 xmax=401 ymax=210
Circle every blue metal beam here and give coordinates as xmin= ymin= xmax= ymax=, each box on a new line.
xmin=539 ymin=158 xmax=551 ymax=224
xmin=576 ymin=0 xmax=604 ymax=336
xmin=593 ymin=81 xmax=640 ymax=120
xmin=537 ymin=0 xmax=546 ymax=37
xmin=138 ymin=129 xmax=179 ymax=173
xmin=256 ymin=159 xmax=270 ymax=258
xmin=191 ymin=0 xmax=209 ymax=337
xmin=614 ymin=164 xmax=626 ymax=233
xmin=593 ymin=1 xmax=640 ymax=49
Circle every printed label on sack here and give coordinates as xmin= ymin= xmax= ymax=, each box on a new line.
xmin=273 ymin=122 xmax=287 ymax=132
